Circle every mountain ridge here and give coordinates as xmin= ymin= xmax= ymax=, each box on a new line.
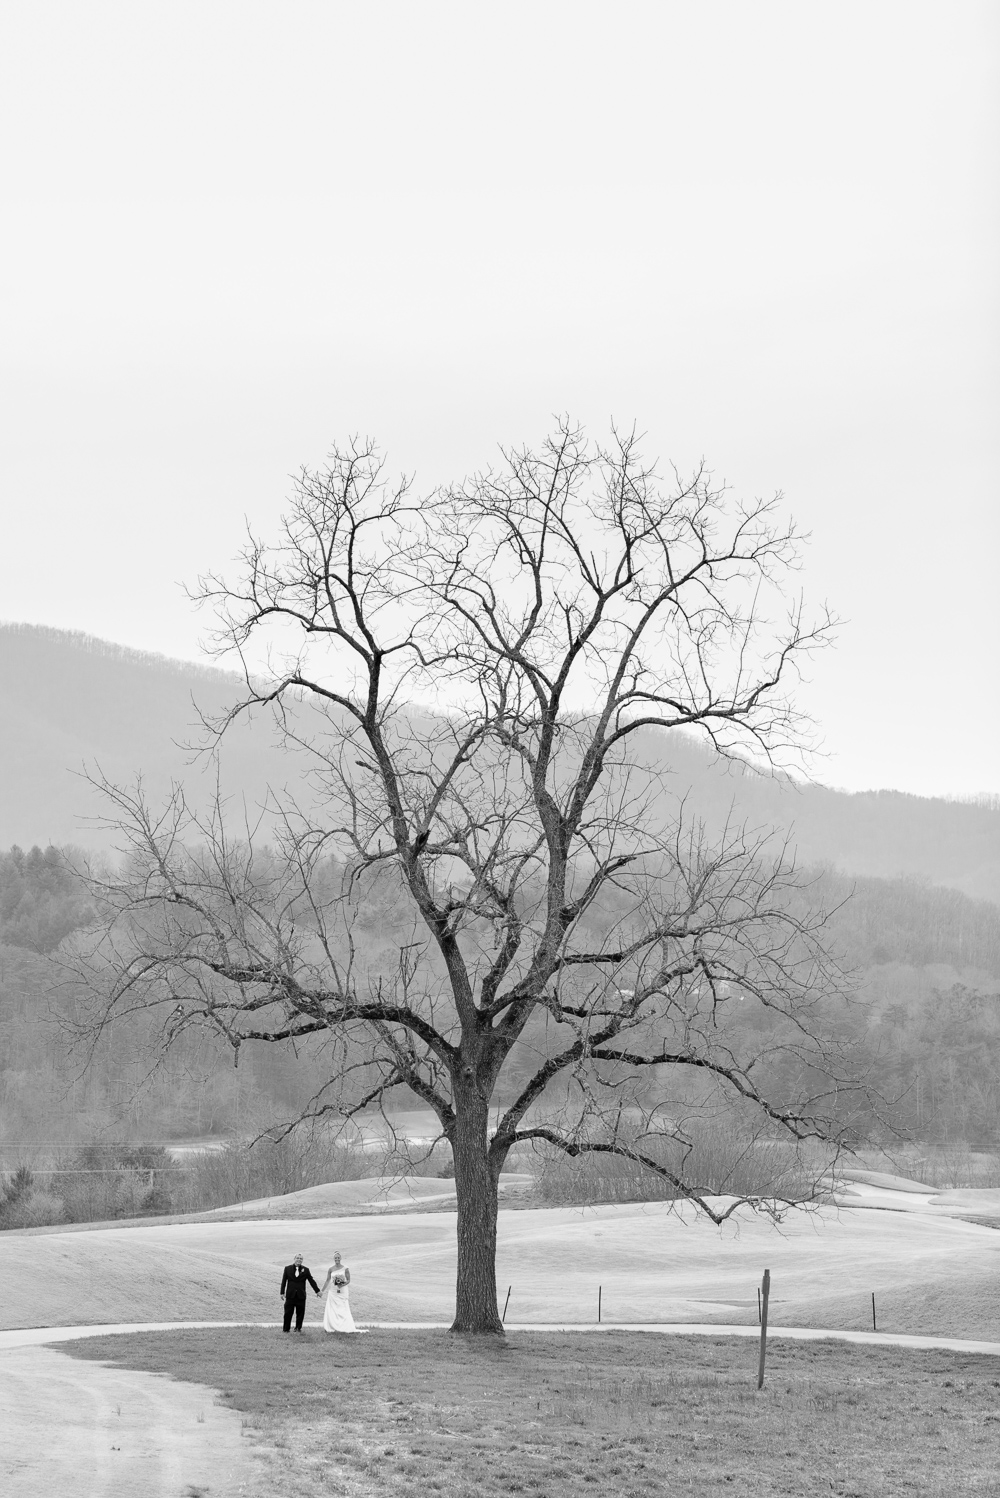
xmin=1 ymin=622 xmax=997 ymax=904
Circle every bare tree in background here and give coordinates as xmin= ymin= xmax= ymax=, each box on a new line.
xmin=82 ymin=421 xmax=857 ymax=1334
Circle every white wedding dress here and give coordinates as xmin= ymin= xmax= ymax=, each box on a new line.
xmin=322 ymin=1266 xmax=364 ymax=1333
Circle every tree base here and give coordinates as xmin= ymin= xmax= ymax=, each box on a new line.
xmin=449 ymin=1316 xmax=505 ymax=1335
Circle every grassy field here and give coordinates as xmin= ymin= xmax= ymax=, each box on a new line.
xmin=63 ymin=1326 xmax=1000 ymax=1497
xmin=7 ymin=1193 xmax=1000 ymax=1337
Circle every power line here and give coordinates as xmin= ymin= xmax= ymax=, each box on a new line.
xmin=11 ymin=1167 xmax=193 ymax=1176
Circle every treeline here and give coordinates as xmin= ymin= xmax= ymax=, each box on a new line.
xmin=0 ymin=844 xmax=97 ymax=953
xmin=0 ymin=622 xmax=231 ymax=680
xmin=819 ymin=871 xmax=1000 ymax=973
xmin=1 ymin=844 xmax=1000 ymax=1160
xmin=3 ymin=624 xmax=1000 ymax=904
xmin=860 ymin=977 xmax=1000 ymax=1143
xmin=0 ymin=940 xmax=342 ymax=1146
xmin=0 ymin=1133 xmax=399 ymax=1229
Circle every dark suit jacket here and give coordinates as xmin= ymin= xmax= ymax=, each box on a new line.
xmin=280 ymin=1262 xmax=320 ymax=1297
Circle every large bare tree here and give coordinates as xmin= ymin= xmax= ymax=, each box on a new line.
xmin=84 ymin=421 xmax=856 ymax=1333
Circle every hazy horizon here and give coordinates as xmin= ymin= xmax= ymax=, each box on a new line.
xmin=1 ymin=3 xmax=997 ymax=799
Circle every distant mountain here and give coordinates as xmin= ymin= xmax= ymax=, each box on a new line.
xmin=1 ymin=622 xmax=998 ymax=904
xmin=629 ymin=729 xmax=1000 ymax=905
xmin=0 ymin=623 xmax=296 ymax=848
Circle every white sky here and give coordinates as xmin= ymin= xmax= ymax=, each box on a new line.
xmin=1 ymin=2 xmax=997 ymax=798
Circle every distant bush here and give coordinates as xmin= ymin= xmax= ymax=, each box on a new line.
xmin=0 ymin=1188 xmax=65 ymax=1229
xmin=879 ymin=1144 xmax=1000 ymax=1190
xmin=0 ymin=1128 xmax=442 ymax=1226
xmin=46 ymin=1143 xmax=176 ymax=1224
xmin=374 ymin=1138 xmax=454 ymax=1181
xmin=83 ymin=1142 xmax=174 ymax=1173
xmin=0 ymin=1165 xmax=65 ymax=1228
xmin=173 ymin=1131 xmax=387 ymax=1214
xmin=140 ymin=1183 xmax=174 ymax=1214
xmin=1 ymin=1164 xmax=35 ymax=1205
xmin=534 ymin=1117 xmax=816 ymax=1206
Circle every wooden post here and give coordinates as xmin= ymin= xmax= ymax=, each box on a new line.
xmin=598 ymin=1285 xmax=602 ymax=1323
xmin=502 ymin=1285 xmax=511 ymax=1323
xmin=757 ymin=1287 xmax=761 ymax=1325
xmin=757 ymin=1269 xmax=770 ymax=1390
xmin=871 ymin=1292 xmax=876 ymax=1332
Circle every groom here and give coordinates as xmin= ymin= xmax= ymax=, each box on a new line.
xmin=280 ymin=1252 xmax=321 ymax=1333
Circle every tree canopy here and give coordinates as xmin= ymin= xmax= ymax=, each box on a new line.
xmin=82 ymin=421 xmax=861 ymax=1331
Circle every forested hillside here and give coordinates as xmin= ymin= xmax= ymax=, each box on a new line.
xmin=628 ymin=728 xmax=1000 ymax=905
xmin=0 ymin=844 xmax=97 ymax=952
xmin=0 ymin=623 xmax=292 ymax=850
xmin=0 ymin=845 xmax=998 ymax=1151
xmin=1 ymin=623 xmax=998 ymax=902
xmin=1 ymin=621 xmax=999 ymax=1163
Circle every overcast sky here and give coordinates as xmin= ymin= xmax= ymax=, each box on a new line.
xmin=1 ymin=2 xmax=997 ymax=798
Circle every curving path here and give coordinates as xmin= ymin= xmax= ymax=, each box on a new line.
xmin=0 ymin=1332 xmax=252 ymax=1498
xmin=8 ymin=1167 xmax=998 ymax=1493
xmin=4 ymin=1316 xmax=1000 ymax=1355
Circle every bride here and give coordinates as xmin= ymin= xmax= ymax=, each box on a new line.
xmin=320 ymin=1250 xmax=365 ymax=1334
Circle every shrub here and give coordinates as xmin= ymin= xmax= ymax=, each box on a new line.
xmin=0 ymin=1187 xmax=65 ymax=1229
xmin=1 ymin=1164 xmax=35 ymax=1207
xmin=534 ymin=1115 xmax=815 ymax=1206
xmin=173 ymin=1130 xmax=387 ymax=1214
xmin=47 ymin=1143 xmax=176 ymax=1223
xmin=140 ymin=1183 xmax=174 ymax=1214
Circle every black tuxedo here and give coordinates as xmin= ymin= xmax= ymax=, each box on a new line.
xmin=280 ymin=1261 xmax=320 ymax=1331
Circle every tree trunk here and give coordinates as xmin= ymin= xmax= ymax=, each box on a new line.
xmin=450 ymin=1083 xmax=503 ymax=1333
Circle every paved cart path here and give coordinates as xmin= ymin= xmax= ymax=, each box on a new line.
xmin=0 ymin=1340 xmax=251 ymax=1498
xmin=4 ymin=1316 xmax=1000 ymax=1354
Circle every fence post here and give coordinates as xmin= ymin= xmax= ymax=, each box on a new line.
xmin=598 ymin=1285 xmax=602 ymax=1323
xmin=757 ymin=1269 xmax=770 ymax=1390
xmin=757 ymin=1286 xmax=761 ymax=1325
xmin=502 ymin=1286 xmax=511 ymax=1323
xmin=871 ymin=1292 xmax=876 ymax=1332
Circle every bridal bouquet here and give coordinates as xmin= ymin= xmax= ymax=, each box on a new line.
xmin=333 ymin=1274 xmax=347 ymax=1290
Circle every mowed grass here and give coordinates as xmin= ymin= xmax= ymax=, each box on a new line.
xmin=10 ymin=1196 xmax=1000 ymax=1336
xmin=63 ymin=1327 xmax=1000 ymax=1497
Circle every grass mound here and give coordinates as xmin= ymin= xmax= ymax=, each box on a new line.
xmin=63 ymin=1326 xmax=1000 ymax=1497
xmin=195 ymin=1172 xmax=536 ymax=1221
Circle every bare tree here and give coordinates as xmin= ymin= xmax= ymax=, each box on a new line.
xmin=82 ymin=421 xmax=858 ymax=1333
